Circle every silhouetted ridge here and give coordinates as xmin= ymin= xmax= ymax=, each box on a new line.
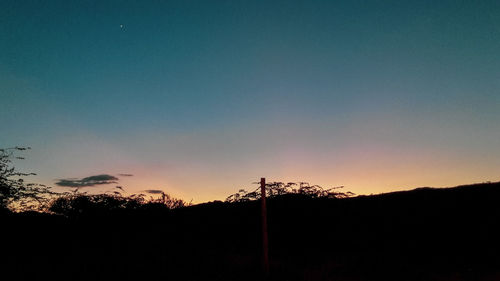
xmin=2 ymin=181 xmax=500 ymax=281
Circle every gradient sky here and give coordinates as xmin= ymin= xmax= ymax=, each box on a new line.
xmin=2 ymin=0 xmax=500 ymax=202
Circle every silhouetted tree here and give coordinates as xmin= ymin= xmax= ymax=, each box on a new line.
xmin=225 ymin=181 xmax=354 ymax=203
xmin=49 ymin=190 xmax=188 ymax=216
xmin=0 ymin=147 xmax=56 ymax=212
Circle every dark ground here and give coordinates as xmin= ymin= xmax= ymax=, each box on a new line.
xmin=2 ymin=182 xmax=500 ymax=281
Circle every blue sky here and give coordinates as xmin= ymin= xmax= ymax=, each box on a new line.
xmin=2 ymin=0 xmax=500 ymax=202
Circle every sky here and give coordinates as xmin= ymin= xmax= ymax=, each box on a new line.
xmin=1 ymin=0 xmax=500 ymax=203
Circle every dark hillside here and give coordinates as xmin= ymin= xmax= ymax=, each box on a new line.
xmin=2 ymin=182 xmax=500 ymax=281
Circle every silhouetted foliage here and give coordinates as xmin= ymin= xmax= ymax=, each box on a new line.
xmin=0 ymin=147 xmax=56 ymax=211
xmin=225 ymin=181 xmax=354 ymax=203
xmin=151 ymin=191 xmax=187 ymax=209
xmin=48 ymin=189 xmax=188 ymax=216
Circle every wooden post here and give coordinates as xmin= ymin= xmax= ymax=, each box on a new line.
xmin=261 ymin=177 xmax=269 ymax=276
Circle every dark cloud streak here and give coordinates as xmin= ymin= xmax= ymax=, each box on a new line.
xmin=143 ymin=189 xmax=164 ymax=194
xmin=56 ymin=174 xmax=119 ymax=188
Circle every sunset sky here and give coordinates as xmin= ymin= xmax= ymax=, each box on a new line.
xmin=2 ymin=0 xmax=500 ymax=203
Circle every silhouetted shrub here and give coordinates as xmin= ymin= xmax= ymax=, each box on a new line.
xmin=225 ymin=181 xmax=354 ymax=203
xmin=148 ymin=191 xmax=187 ymax=209
xmin=49 ymin=191 xmax=187 ymax=216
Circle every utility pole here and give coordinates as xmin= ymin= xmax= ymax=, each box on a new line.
xmin=260 ymin=177 xmax=269 ymax=276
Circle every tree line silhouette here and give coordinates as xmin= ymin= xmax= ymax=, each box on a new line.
xmin=1 ymin=146 xmax=351 ymax=214
xmin=3 ymin=147 xmax=500 ymax=281
xmin=0 ymin=147 xmax=188 ymax=214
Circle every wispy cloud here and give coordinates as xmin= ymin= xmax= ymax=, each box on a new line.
xmin=118 ymin=173 xmax=133 ymax=177
xmin=55 ymin=174 xmax=119 ymax=188
xmin=143 ymin=189 xmax=164 ymax=194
